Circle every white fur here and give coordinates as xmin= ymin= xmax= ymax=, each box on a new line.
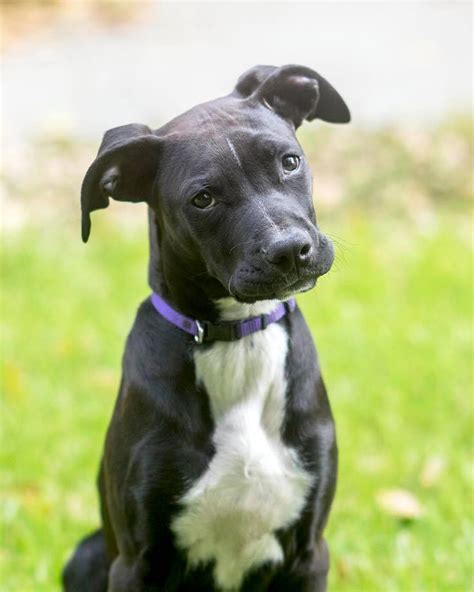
xmin=225 ymin=138 xmax=243 ymax=169
xmin=171 ymin=298 xmax=313 ymax=591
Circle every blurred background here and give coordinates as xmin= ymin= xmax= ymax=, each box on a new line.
xmin=1 ymin=2 xmax=472 ymax=591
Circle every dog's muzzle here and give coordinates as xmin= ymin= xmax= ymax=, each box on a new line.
xmin=230 ymin=231 xmax=334 ymax=301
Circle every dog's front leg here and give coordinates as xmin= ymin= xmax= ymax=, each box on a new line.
xmin=279 ymin=376 xmax=337 ymax=592
xmin=108 ymin=555 xmax=137 ymax=592
xmin=269 ymin=454 xmax=335 ymax=592
xmin=274 ymin=312 xmax=338 ymax=592
xmin=102 ymin=389 xmax=214 ymax=591
xmin=270 ymin=538 xmax=330 ymax=592
xmin=107 ymin=543 xmax=174 ymax=592
xmin=108 ymin=552 xmax=178 ymax=592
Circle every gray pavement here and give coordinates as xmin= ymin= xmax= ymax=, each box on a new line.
xmin=2 ymin=1 xmax=472 ymax=149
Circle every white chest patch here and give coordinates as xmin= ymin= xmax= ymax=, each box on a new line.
xmin=171 ymin=298 xmax=313 ymax=591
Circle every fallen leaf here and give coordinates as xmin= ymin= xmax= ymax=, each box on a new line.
xmin=376 ymin=488 xmax=422 ymax=520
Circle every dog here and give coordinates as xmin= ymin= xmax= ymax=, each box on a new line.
xmin=63 ymin=64 xmax=350 ymax=592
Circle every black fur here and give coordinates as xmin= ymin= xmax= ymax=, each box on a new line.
xmin=63 ymin=64 xmax=349 ymax=591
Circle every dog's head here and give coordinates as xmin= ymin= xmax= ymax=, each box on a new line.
xmin=81 ymin=64 xmax=350 ymax=303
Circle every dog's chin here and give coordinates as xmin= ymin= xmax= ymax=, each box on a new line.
xmin=231 ymin=277 xmax=317 ymax=303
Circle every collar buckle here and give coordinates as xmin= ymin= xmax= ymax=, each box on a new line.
xmin=194 ymin=320 xmax=205 ymax=344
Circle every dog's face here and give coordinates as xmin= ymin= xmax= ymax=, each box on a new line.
xmin=81 ymin=65 xmax=350 ymax=303
xmin=156 ymin=102 xmax=330 ymax=302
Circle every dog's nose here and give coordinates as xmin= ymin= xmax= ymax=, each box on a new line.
xmin=266 ymin=233 xmax=313 ymax=273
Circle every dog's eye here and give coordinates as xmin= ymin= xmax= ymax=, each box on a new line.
xmin=282 ymin=155 xmax=300 ymax=172
xmin=192 ymin=191 xmax=215 ymax=209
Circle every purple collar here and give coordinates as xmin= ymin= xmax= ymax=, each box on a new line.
xmin=150 ymin=292 xmax=296 ymax=344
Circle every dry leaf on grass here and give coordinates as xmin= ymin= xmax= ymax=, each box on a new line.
xmin=376 ymin=488 xmax=423 ymax=519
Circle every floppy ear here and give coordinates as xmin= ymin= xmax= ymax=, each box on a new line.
xmin=236 ymin=64 xmax=350 ymax=128
xmin=233 ymin=65 xmax=278 ymax=97
xmin=81 ymin=123 xmax=161 ymax=242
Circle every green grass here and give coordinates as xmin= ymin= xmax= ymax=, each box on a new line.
xmin=1 ymin=206 xmax=471 ymax=591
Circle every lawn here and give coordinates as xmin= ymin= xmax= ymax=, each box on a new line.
xmin=1 ymin=121 xmax=472 ymax=591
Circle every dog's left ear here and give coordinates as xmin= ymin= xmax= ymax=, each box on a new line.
xmin=236 ymin=64 xmax=350 ymax=128
xmin=81 ymin=123 xmax=161 ymax=242
xmin=233 ymin=65 xmax=279 ymax=97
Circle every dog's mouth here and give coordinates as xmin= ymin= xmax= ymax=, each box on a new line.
xmin=229 ymin=273 xmax=317 ymax=303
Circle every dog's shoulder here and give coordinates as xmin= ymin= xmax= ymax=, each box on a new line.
xmin=105 ymin=297 xmax=214 ymax=480
xmin=110 ymin=298 xmax=211 ymax=434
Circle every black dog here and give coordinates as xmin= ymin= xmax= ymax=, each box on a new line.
xmin=63 ymin=64 xmax=350 ymax=592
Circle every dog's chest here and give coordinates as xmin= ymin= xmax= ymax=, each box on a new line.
xmin=171 ymin=301 xmax=312 ymax=591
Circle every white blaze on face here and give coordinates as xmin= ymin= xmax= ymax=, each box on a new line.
xmin=225 ymin=137 xmax=243 ymax=169
xmin=171 ymin=298 xmax=313 ymax=591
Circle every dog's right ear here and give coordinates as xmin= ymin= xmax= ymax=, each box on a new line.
xmin=81 ymin=123 xmax=161 ymax=242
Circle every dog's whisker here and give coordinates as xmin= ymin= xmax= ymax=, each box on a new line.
xmin=326 ymin=232 xmax=358 ymax=249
